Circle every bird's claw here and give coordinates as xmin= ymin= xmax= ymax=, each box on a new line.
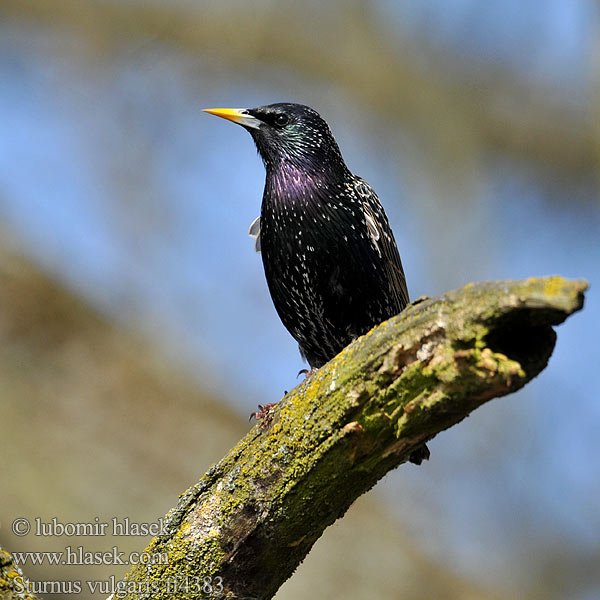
xmin=297 ymin=368 xmax=317 ymax=379
xmin=249 ymin=403 xmax=278 ymax=427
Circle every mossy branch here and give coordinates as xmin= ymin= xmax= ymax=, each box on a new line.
xmin=0 ymin=548 xmax=37 ymax=600
xmin=119 ymin=276 xmax=586 ymax=600
xmin=0 ymin=277 xmax=586 ymax=600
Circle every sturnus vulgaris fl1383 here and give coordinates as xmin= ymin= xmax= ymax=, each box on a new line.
xmin=204 ymin=103 xmax=409 ymax=370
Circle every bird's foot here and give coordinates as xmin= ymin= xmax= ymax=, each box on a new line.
xmin=408 ymin=444 xmax=431 ymax=465
xmin=249 ymin=403 xmax=278 ymax=427
xmin=297 ymin=368 xmax=318 ymax=379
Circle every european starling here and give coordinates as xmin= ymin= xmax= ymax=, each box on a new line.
xmin=204 ymin=103 xmax=409 ymax=371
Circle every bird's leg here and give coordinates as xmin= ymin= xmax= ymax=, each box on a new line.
xmin=250 ymin=388 xmax=290 ymax=427
xmin=297 ymin=368 xmax=318 ymax=379
xmin=249 ymin=403 xmax=279 ymax=427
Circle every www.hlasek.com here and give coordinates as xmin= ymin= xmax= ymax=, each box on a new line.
xmin=12 ymin=546 xmax=168 ymax=566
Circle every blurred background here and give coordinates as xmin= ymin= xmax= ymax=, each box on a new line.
xmin=0 ymin=1 xmax=598 ymax=598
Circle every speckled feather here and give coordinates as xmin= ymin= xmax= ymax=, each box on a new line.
xmin=235 ymin=103 xmax=408 ymax=368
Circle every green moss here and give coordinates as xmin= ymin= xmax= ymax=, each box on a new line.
xmin=540 ymin=276 xmax=565 ymax=298
xmin=0 ymin=549 xmax=45 ymax=600
xmin=115 ymin=276 xmax=585 ymax=600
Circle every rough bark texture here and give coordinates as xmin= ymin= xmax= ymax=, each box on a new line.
xmin=120 ymin=276 xmax=585 ymax=600
xmin=0 ymin=277 xmax=586 ymax=600
xmin=0 ymin=549 xmax=36 ymax=600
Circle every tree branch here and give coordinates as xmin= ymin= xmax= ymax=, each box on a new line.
xmin=112 ymin=276 xmax=585 ymax=600
xmin=0 ymin=547 xmax=36 ymax=600
xmin=0 ymin=277 xmax=586 ymax=600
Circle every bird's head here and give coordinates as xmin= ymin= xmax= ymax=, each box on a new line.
xmin=204 ymin=103 xmax=348 ymax=177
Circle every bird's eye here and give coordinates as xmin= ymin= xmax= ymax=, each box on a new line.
xmin=274 ymin=114 xmax=289 ymax=127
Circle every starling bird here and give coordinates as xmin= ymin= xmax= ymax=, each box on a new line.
xmin=204 ymin=103 xmax=409 ymax=371
xmin=205 ymin=103 xmax=429 ymax=462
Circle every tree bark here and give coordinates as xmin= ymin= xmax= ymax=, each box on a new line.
xmin=0 ymin=277 xmax=587 ymax=600
xmin=121 ymin=276 xmax=585 ymax=600
xmin=0 ymin=548 xmax=36 ymax=600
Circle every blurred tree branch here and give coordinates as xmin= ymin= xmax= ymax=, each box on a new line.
xmin=0 ymin=548 xmax=35 ymax=600
xmin=1 ymin=0 xmax=595 ymax=178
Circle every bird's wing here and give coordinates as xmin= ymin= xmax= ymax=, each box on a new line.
xmin=248 ymin=215 xmax=261 ymax=253
xmin=354 ymin=178 xmax=410 ymax=308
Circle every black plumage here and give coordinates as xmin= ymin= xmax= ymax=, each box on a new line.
xmin=205 ymin=103 xmax=409 ymax=370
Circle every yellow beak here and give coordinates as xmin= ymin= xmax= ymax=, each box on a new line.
xmin=203 ymin=108 xmax=260 ymax=129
